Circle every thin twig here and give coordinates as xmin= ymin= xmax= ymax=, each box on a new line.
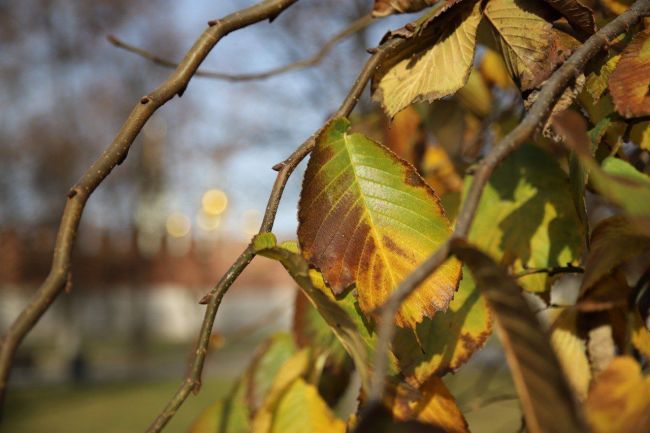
xmin=108 ymin=13 xmax=375 ymax=82
xmin=0 ymin=0 xmax=301 ymax=411
xmin=144 ymin=36 xmax=402 ymax=433
xmin=514 ymin=265 xmax=584 ymax=278
xmin=367 ymin=0 xmax=650 ymax=403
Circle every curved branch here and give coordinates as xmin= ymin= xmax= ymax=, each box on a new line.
xmin=0 ymin=0 xmax=300 ymax=410
xmin=144 ymin=36 xmax=402 ymax=433
xmin=108 ymin=13 xmax=375 ymax=82
xmin=367 ymin=0 xmax=650 ymax=404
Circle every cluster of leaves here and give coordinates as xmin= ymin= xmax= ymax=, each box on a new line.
xmin=189 ymin=0 xmax=650 ymax=432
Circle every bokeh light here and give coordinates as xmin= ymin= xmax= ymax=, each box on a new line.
xmin=202 ymin=189 xmax=228 ymax=216
xmin=165 ymin=212 xmax=191 ymax=238
xmin=196 ymin=211 xmax=221 ymax=232
xmin=241 ymin=209 xmax=261 ymax=236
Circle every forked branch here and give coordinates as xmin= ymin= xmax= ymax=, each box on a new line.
xmin=367 ymin=0 xmax=650 ymax=404
xmin=0 ymin=0 xmax=300 ymax=410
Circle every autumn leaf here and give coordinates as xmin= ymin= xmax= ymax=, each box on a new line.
xmin=609 ymin=28 xmax=650 ymax=118
xmin=298 ymin=118 xmax=461 ymax=329
xmin=373 ymin=0 xmax=482 ymax=117
xmin=548 ymin=309 xmax=592 ymax=400
xmin=372 ymin=0 xmax=438 ymax=17
xmin=632 ymin=310 xmax=650 ymax=360
xmin=392 ymin=268 xmax=493 ymax=385
xmin=630 ymin=121 xmax=650 ymax=151
xmin=465 ymin=144 xmax=584 ymax=292
xmin=579 ymin=216 xmax=650 ymax=292
xmin=385 ymin=376 xmax=469 ymax=433
xmin=451 ymin=240 xmax=587 ymax=433
xmin=542 ymin=0 xmax=596 ymax=40
xmin=478 ymin=48 xmax=514 ymax=89
xmin=484 ymin=0 xmax=578 ymax=90
xmin=584 ymin=356 xmax=650 ymax=433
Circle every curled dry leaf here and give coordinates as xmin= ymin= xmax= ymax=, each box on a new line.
xmin=451 ymin=240 xmax=587 ymax=433
xmin=542 ymin=0 xmax=596 ymax=40
xmin=584 ymin=356 xmax=650 ymax=433
xmin=373 ymin=0 xmax=439 ymax=17
xmin=609 ymin=27 xmax=650 ymax=118
xmin=484 ymin=0 xmax=579 ymax=91
xmin=372 ymin=0 xmax=482 ymax=117
xmin=298 ymin=118 xmax=461 ymax=329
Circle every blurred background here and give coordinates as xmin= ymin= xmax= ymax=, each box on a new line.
xmin=0 ymin=1 xmax=518 ymax=432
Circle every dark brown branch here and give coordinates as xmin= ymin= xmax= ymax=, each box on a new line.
xmin=367 ymin=0 xmax=650 ymax=403
xmin=514 ymin=265 xmax=584 ymax=279
xmin=144 ymin=36 xmax=402 ymax=433
xmin=108 ymin=13 xmax=375 ymax=82
xmin=0 ymin=0 xmax=301 ymax=411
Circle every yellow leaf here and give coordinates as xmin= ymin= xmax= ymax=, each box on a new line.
xmin=478 ymin=48 xmax=514 ymax=89
xmin=549 ymin=309 xmax=591 ymax=400
xmin=373 ymin=0 xmax=482 ymax=117
xmin=387 ymin=376 xmax=469 ymax=433
xmin=632 ymin=311 xmax=650 ymax=360
xmin=269 ymin=379 xmax=346 ymax=433
xmin=298 ymin=118 xmax=461 ymax=329
xmin=630 ymin=121 xmax=650 ymax=151
xmin=584 ymin=356 xmax=650 ymax=433
xmin=484 ymin=0 xmax=578 ymax=90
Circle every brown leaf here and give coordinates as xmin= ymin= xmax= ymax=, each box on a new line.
xmin=542 ymin=0 xmax=596 ymax=40
xmin=451 ymin=240 xmax=587 ymax=433
xmin=609 ymin=28 xmax=650 ymax=118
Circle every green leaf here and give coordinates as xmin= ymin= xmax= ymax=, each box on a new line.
xmin=372 ymin=0 xmax=482 ymax=117
xmin=392 ymin=267 xmax=493 ymax=385
xmin=466 ymin=144 xmax=584 ymax=292
xmin=298 ymin=118 xmax=461 ymax=329
xmin=188 ymin=381 xmax=250 ymax=433
xmin=451 ymin=240 xmax=588 ymax=433
xmin=484 ymin=0 xmax=578 ymax=90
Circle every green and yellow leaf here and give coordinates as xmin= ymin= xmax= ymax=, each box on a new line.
xmin=465 ymin=144 xmax=584 ymax=292
xmin=549 ymin=309 xmax=591 ymax=400
xmin=298 ymin=118 xmax=461 ymax=329
xmin=373 ymin=0 xmax=482 ymax=117
xmin=609 ymin=28 xmax=650 ymax=118
xmin=188 ymin=381 xmax=250 ymax=433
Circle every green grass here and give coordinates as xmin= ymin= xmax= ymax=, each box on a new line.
xmin=2 ymin=377 xmax=234 ymax=433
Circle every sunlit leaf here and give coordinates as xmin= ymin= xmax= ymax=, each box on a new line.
xmin=373 ymin=0 xmax=482 ymax=117
xmin=298 ymin=118 xmax=461 ymax=329
xmin=392 ymin=268 xmax=492 ymax=385
xmin=465 ymin=144 xmax=584 ymax=292
xmin=542 ymin=0 xmax=595 ymax=39
xmin=631 ymin=311 xmax=650 ymax=360
xmin=266 ymin=378 xmax=346 ymax=433
xmin=451 ymin=240 xmax=587 ymax=433
xmin=609 ymin=28 xmax=650 ymax=118
xmin=386 ymin=376 xmax=469 ymax=433
xmin=484 ymin=0 xmax=578 ymax=90
xmin=584 ymin=54 xmax=620 ymax=103
xmin=584 ymin=356 xmax=650 ymax=433
xmin=353 ymin=404 xmax=448 ymax=433
xmin=478 ymin=48 xmax=514 ymax=89
xmin=549 ymin=309 xmax=591 ymax=400
xmin=580 ymin=216 xmax=650 ymax=292
xmin=421 ymin=145 xmax=464 ymax=196
xmin=630 ymin=121 xmax=650 ymax=151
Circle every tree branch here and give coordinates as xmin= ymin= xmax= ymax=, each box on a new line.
xmin=107 ymin=13 xmax=375 ymax=82
xmin=144 ymin=36 xmax=403 ymax=433
xmin=0 ymin=0 xmax=301 ymax=411
xmin=367 ymin=0 xmax=650 ymax=404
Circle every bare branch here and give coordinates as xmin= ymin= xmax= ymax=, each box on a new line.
xmin=367 ymin=0 xmax=650 ymax=404
xmin=0 ymin=0 xmax=301 ymax=411
xmin=144 ymin=36 xmax=403 ymax=433
xmin=108 ymin=13 xmax=375 ymax=82
xmin=514 ymin=265 xmax=584 ymax=279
